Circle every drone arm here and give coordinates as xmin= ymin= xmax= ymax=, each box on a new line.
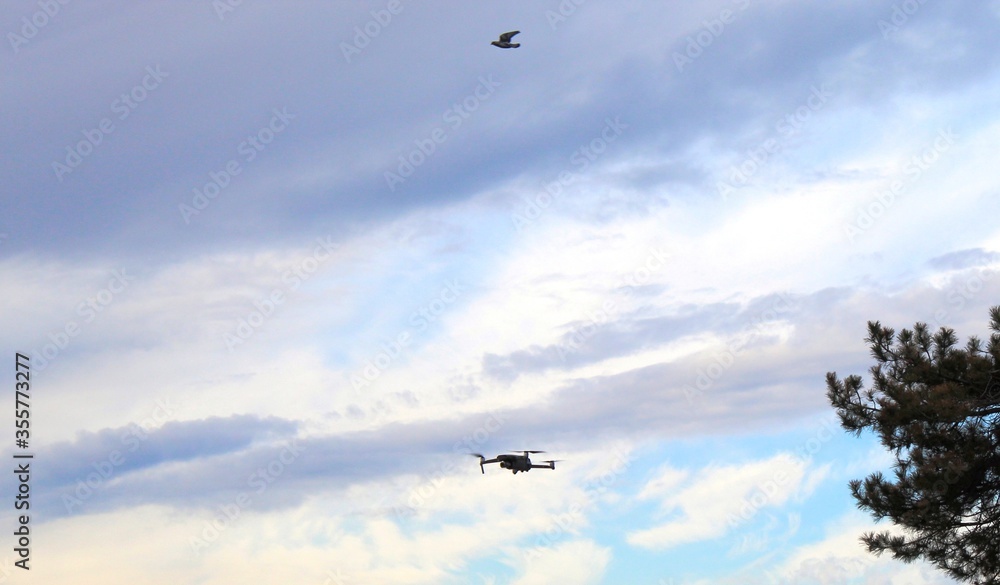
xmin=531 ymin=460 xmax=561 ymax=470
xmin=478 ymin=457 xmax=500 ymax=474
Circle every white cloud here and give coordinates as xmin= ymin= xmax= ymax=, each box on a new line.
xmin=35 ymin=473 xmax=612 ymax=585
xmin=508 ymin=540 xmax=612 ymax=585
xmin=637 ymin=466 xmax=691 ymax=501
xmin=9 ymin=2 xmax=1000 ymax=583
xmin=764 ymin=511 xmax=959 ymax=585
xmin=627 ymin=453 xmax=813 ymax=549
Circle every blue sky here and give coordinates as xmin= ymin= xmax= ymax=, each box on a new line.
xmin=3 ymin=0 xmax=1000 ymax=583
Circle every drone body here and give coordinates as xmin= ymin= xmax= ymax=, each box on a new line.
xmin=471 ymin=451 xmax=561 ymax=474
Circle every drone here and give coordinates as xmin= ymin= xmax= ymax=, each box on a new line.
xmin=470 ymin=450 xmax=561 ymax=474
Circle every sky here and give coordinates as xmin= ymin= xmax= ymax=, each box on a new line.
xmin=2 ymin=0 xmax=1000 ymax=583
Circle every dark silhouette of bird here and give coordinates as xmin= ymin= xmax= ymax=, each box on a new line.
xmin=491 ymin=31 xmax=520 ymax=49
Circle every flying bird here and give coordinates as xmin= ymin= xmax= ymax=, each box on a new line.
xmin=491 ymin=30 xmax=520 ymax=49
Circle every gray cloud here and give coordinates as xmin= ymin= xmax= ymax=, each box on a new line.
xmin=483 ymin=294 xmax=797 ymax=382
xmin=927 ymin=248 xmax=1000 ymax=271
xmin=6 ymin=7 xmax=1000 ymax=565
xmin=5 ymin=1 xmax=999 ymax=264
xmin=31 ymin=413 xmax=296 ymax=487
xmin=11 ymin=264 xmax=997 ymax=524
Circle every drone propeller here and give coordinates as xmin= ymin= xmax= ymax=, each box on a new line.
xmin=469 ymin=453 xmax=486 ymax=474
xmin=509 ymin=450 xmax=546 ymax=454
xmin=542 ymin=459 xmax=563 ymax=469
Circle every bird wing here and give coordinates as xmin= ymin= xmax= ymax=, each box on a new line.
xmin=499 ymin=31 xmax=520 ymax=42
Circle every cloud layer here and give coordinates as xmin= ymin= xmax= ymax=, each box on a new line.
xmin=4 ymin=0 xmax=1000 ymax=583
